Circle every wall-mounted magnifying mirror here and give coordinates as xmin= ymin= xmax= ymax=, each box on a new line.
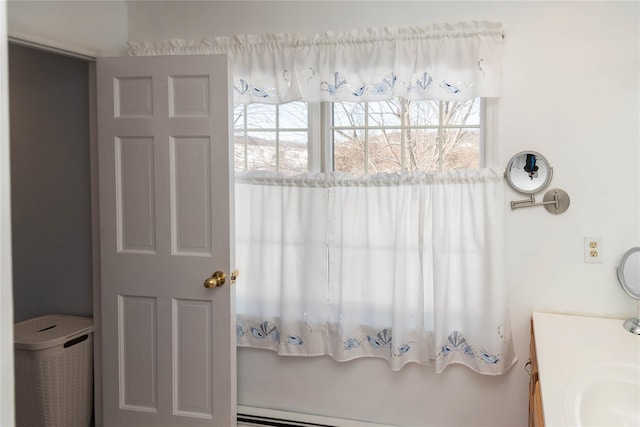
xmin=505 ymin=151 xmax=570 ymax=214
xmin=505 ymin=151 xmax=553 ymax=194
xmin=616 ymin=247 xmax=640 ymax=334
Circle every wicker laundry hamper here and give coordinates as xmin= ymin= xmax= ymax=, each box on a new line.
xmin=14 ymin=315 xmax=94 ymax=427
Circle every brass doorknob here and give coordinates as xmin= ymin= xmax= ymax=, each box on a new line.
xmin=203 ymin=271 xmax=226 ymax=288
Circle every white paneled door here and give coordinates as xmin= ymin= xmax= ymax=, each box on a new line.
xmin=97 ymin=55 xmax=236 ymax=426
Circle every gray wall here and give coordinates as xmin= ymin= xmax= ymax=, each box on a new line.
xmin=9 ymin=44 xmax=92 ymax=322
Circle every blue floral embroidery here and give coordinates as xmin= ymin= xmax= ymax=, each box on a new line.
xmin=241 ymin=322 xmax=498 ymax=364
xmin=441 ymin=81 xmax=460 ymax=94
xmin=416 ymin=72 xmax=433 ymax=91
xmin=383 ymin=72 xmax=397 ymax=88
xmin=441 ymin=330 xmax=473 ymax=357
xmin=251 ymin=86 xmax=269 ymax=98
xmin=397 ymin=344 xmax=411 ymax=355
xmin=463 ymin=344 xmax=475 ymax=357
xmin=344 ymin=338 xmax=360 ymax=350
xmin=343 ymin=329 xmax=412 ymax=358
xmin=234 ymin=79 xmax=271 ymax=98
xmin=371 ymin=72 xmax=396 ymax=96
xmin=371 ymin=84 xmax=388 ymax=95
xmin=320 ymin=71 xmax=398 ymax=98
xmin=236 ymin=325 xmax=245 ymax=337
xmin=287 ymin=335 xmax=303 ymax=345
xmin=234 ymin=78 xmax=249 ymax=95
xmin=352 ymin=85 xmax=366 ymax=97
xmin=241 ymin=321 xmax=306 ymax=345
xmin=250 ymin=321 xmax=279 ymax=340
xmin=439 ymin=331 xmax=499 ymax=364
xmin=321 ymin=72 xmax=347 ymax=95
xmin=481 ymin=350 xmax=499 ymax=364
xmin=314 ymin=70 xmax=474 ymax=99
xmin=367 ymin=329 xmax=392 ymax=348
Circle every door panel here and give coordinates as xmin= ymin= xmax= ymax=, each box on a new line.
xmin=173 ymin=298 xmax=213 ymax=418
xmin=116 ymin=137 xmax=156 ymax=253
xmin=119 ymin=295 xmax=157 ymax=412
xmin=97 ymin=55 xmax=236 ymax=426
xmin=171 ymin=137 xmax=212 ymax=255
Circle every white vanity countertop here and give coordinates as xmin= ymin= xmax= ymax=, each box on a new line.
xmin=532 ymin=312 xmax=640 ymax=426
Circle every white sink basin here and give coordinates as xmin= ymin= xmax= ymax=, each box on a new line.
xmin=563 ymin=363 xmax=640 ymax=426
xmin=533 ymin=313 xmax=640 ymax=426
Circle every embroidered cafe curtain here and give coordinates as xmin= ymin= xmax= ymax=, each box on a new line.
xmin=234 ymin=170 xmax=516 ymax=373
xmin=128 ymin=21 xmax=503 ymax=103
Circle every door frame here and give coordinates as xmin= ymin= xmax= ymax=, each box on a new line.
xmin=6 ymin=33 xmax=240 ymax=427
xmin=1 ymin=3 xmax=15 ymax=425
xmin=88 ymin=60 xmax=103 ymax=427
xmin=6 ymin=32 xmax=104 ymax=426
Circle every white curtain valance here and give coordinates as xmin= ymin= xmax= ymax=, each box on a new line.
xmin=128 ymin=21 xmax=503 ymax=104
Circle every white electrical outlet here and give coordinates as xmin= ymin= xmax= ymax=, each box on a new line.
xmin=584 ymin=236 xmax=603 ymax=263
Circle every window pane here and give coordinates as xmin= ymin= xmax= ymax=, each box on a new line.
xmin=368 ymin=129 xmax=402 ymax=173
xmin=279 ymin=102 xmax=308 ymax=129
xmin=442 ymin=99 xmax=480 ymax=126
xmin=233 ymin=105 xmax=245 ymax=130
xmin=246 ymin=131 xmax=277 ymax=172
xmin=405 ymin=129 xmax=439 ymax=171
xmin=334 ymin=129 xmax=365 ymax=175
xmin=333 ymin=102 xmax=365 ymax=127
xmin=246 ymin=104 xmax=276 ymax=129
xmin=407 ymin=100 xmax=439 ymax=127
xmin=441 ymin=128 xmax=480 ymax=170
xmin=368 ymin=100 xmax=401 ymax=127
xmin=234 ymin=132 xmax=247 ymax=172
xmin=279 ymin=131 xmax=308 ymax=176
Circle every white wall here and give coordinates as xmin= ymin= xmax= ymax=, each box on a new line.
xmin=7 ymin=0 xmax=128 ymax=57
xmin=7 ymin=1 xmax=637 ymax=426
xmin=128 ymin=2 xmax=640 ymax=426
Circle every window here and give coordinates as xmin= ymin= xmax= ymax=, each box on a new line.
xmin=233 ymin=102 xmax=309 ymax=176
xmin=214 ymin=22 xmax=511 ymax=374
xmin=234 ymin=98 xmax=485 ymax=175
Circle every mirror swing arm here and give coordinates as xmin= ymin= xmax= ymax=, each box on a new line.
xmin=510 ymin=188 xmax=571 ymax=214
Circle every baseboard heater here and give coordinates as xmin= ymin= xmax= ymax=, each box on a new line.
xmin=237 ymin=406 xmax=392 ymax=427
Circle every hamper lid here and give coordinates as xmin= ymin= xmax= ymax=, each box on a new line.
xmin=14 ymin=315 xmax=94 ymax=350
